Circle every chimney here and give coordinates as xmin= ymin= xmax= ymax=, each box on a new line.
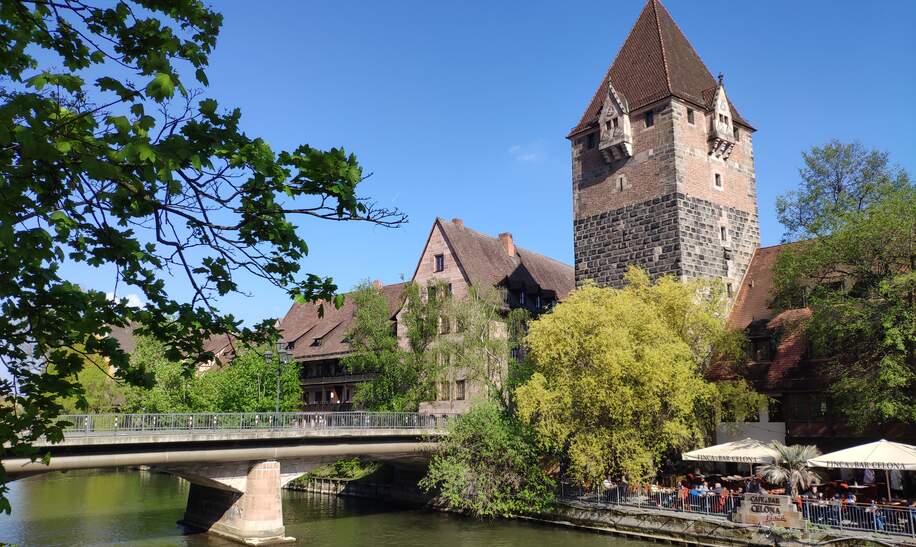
xmin=451 ymin=218 xmax=463 ymax=228
xmin=372 ymin=279 xmax=383 ymax=289
xmin=498 ymin=232 xmax=516 ymax=257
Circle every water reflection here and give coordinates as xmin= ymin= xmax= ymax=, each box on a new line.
xmin=0 ymin=469 xmax=651 ymax=546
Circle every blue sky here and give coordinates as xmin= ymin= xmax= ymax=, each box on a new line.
xmin=63 ymin=0 xmax=916 ymax=325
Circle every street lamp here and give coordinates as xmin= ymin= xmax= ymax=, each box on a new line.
xmin=264 ymin=340 xmax=292 ymax=415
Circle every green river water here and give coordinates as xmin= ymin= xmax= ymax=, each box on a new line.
xmin=0 ymin=469 xmax=653 ymax=546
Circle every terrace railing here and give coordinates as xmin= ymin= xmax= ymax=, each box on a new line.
xmin=558 ymin=483 xmax=916 ymax=538
xmin=58 ymin=412 xmax=452 ymax=437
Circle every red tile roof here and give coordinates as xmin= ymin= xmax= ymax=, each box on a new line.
xmin=435 ymin=218 xmax=575 ymax=300
xmin=569 ymin=0 xmax=750 ymax=137
xmin=278 ymin=282 xmax=406 ymax=362
xmin=727 ymin=242 xmax=807 ymax=330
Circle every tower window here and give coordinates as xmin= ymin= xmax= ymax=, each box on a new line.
xmin=720 ymin=226 xmax=728 ymax=241
xmin=727 ymin=283 xmax=734 ymax=298
xmin=434 ymin=253 xmax=444 ymax=272
xmin=733 ymin=127 xmax=740 ymax=141
xmin=714 ymin=173 xmax=723 ymax=189
xmin=645 ymin=110 xmax=654 ymax=128
xmin=586 ymin=133 xmax=596 ymax=149
xmin=455 ymin=380 xmax=466 ymax=401
xmin=618 ymin=176 xmax=625 ymax=191
xmin=613 ymin=117 xmax=619 ymax=129
xmin=687 ymin=108 xmax=695 ymax=124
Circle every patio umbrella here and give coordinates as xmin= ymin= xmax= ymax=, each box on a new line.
xmin=682 ymin=438 xmax=779 ymax=475
xmin=807 ymin=439 xmax=916 ymax=500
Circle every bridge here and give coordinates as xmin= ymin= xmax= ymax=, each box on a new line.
xmin=5 ymin=412 xmax=451 ymax=545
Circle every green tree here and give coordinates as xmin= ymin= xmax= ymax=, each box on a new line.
xmin=773 ymin=186 xmax=916 ymax=428
xmin=204 ymin=347 xmax=302 ymax=412
xmin=122 ymin=336 xmax=213 ymax=412
xmin=0 ymin=0 xmax=403 ymax=510
xmin=775 ymin=140 xmax=909 ymax=241
xmin=515 ymin=268 xmax=753 ymax=485
xmin=341 ymin=282 xmax=409 ymax=410
xmin=758 ymin=442 xmax=822 ymax=497
xmin=420 ymin=401 xmax=555 ymax=518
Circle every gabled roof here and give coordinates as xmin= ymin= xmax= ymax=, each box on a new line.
xmin=727 ymin=242 xmax=805 ymax=330
xmin=278 ymin=282 xmax=406 ymax=362
xmin=434 ymin=218 xmax=575 ymax=299
xmin=569 ymin=0 xmax=750 ymax=137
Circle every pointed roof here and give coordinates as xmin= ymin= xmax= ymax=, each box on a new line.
xmin=569 ymin=0 xmax=750 ymax=137
xmin=432 ymin=218 xmax=575 ymax=300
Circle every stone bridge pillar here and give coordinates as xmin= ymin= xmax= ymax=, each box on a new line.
xmin=178 ymin=460 xmax=294 ymax=545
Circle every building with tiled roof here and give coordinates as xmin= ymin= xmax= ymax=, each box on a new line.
xmin=714 ymin=243 xmax=916 ymax=448
xmin=276 ymin=217 xmax=574 ymax=411
xmin=570 ymin=0 xmax=759 ymax=301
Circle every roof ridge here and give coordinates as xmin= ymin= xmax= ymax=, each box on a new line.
xmin=651 ymin=0 xmax=673 ymax=95
xmin=654 ymin=0 xmax=717 ymax=95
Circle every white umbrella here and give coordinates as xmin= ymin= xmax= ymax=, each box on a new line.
xmin=682 ymin=438 xmax=779 ymax=474
xmin=807 ymin=439 xmax=916 ymax=499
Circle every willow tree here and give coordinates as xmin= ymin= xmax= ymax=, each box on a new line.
xmin=516 ymin=267 xmax=757 ymax=485
xmin=0 ymin=0 xmax=403 ymax=511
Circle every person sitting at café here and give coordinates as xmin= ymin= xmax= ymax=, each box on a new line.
xmin=806 ymin=485 xmax=821 ymax=500
xmin=866 ymin=499 xmax=886 ymax=531
xmin=845 ymin=491 xmax=857 ymax=504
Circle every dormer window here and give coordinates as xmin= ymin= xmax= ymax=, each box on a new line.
xmin=519 ymin=291 xmax=526 ymax=306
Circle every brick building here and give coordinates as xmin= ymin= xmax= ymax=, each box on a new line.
xmin=570 ymin=0 xmax=759 ymax=296
xmin=276 ymin=217 xmax=573 ymax=412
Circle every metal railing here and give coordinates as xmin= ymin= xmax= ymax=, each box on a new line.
xmin=559 ymin=483 xmax=740 ymax=519
xmin=58 ymin=412 xmax=453 ymax=436
xmin=558 ymin=483 xmax=916 ymax=538
xmin=802 ymin=500 xmax=916 ymax=538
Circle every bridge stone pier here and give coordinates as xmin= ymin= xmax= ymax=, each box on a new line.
xmin=178 ymin=460 xmax=292 ymax=545
xmin=6 ymin=411 xmax=451 ymax=545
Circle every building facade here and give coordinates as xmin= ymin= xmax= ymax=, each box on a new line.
xmin=570 ymin=0 xmax=759 ymax=296
xmin=276 ymin=217 xmax=574 ymax=412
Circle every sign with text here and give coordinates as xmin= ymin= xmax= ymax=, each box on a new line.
xmin=734 ymin=494 xmax=804 ymax=528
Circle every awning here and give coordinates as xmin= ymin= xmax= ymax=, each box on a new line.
xmin=682 ymin=438 xmax=779 ymax=464
xmin=807 ymin=439 xmax=916 ymax=471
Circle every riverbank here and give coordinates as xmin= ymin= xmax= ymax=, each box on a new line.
xmin=286 ymin=476 xmax=916 ymax=547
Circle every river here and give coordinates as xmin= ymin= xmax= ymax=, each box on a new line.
xmin=0 ymin=469 xmax=653 ymax=546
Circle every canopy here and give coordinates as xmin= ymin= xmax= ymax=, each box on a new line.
xmin=807 ymin=439 xmax=916 ymax=471
xmin=682 ymin=438 xmax=778 ymax=464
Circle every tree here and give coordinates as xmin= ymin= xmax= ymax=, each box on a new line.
xmin=0 ymin=0 xmax=403 ymax=510
xmin=123 ymin=337 xmax=301 ymax=413
xmin=439 ymin=285 xmax=528 ymax=408
xmin=758 ymin=442 xmax=822 ymax=497
xmin=419 ymin=400 xmax=555 ymax=518
xmin=341 ymin=281 xmax=410 ymax=410
xmin=773 ymin=186 xmax=916 ymax=428
xmin=515 ymin=268 xmax=753 ymax=485
xmin=775 ymin=140 xmax=909 ymax=241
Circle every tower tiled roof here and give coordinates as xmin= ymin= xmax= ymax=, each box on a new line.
xmin=435 ymin=218 xmax=575 ymax=300
xmin=569 ymin=0 xmax=750 ymax=137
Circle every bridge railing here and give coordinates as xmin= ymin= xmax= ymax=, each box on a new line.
xmin=58 ymin=412 xmax=453 ymax=436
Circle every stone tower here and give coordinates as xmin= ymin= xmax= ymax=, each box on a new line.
xmin=570 ymin=0 xmax=759 ymax=297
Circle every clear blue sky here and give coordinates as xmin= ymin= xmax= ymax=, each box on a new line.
xmin=65 ymin=0 xmax=916 ymax=326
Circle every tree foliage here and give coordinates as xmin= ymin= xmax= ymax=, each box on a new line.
xmin=123 ymin=337 xmax=301 ymax=413
xmin=342 ymin=281 xmax=411 ymax=411
xmin=758 ymin=442 xmax=822 ymax=497
xmin=775 ymin=140 xmax=909 ymax=241
xmin=0 ymin=0 xmax=403 ymax=510
xmin=420 ymin=400 xmax=555 ymax=518
xmin=773 ymin=185 xmax=916 ymax=428
xmin=516 ymin=268 xmax=754 ymax=485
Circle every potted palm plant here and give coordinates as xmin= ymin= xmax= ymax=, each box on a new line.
xmin=758 ymin=442 xmax=822 ymax=497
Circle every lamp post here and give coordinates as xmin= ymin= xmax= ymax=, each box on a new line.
xmin=264 ymin=340 xmax=292 ymax=416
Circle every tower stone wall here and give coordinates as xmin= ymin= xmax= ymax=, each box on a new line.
xmin=570 ymin=0 xmax=760 ymax=294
